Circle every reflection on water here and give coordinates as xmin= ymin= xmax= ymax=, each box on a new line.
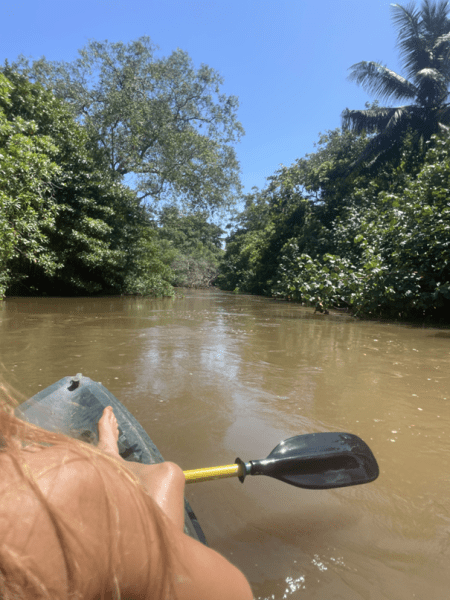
xmin=1 ymin=290 xmax=450 ymax=599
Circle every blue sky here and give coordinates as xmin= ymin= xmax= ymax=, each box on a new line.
xmin=2 ymin=0 xmax=402 ymax=196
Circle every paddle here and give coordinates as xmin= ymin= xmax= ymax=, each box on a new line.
xmin=184 ymin=432 xmax=379 ymax=489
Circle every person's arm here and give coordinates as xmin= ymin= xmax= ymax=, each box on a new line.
xmin=169 ymin=521 xmax=254 ymax=600
xmin=97 ymin=453 xmax=254 ymax=599
xmin=108 ymin=457 xmax=254 ymax=599
xmin=6 ymin=445 xmax=253 ymax=599
xmin=118 ymin=455 xmax=253 ymax=598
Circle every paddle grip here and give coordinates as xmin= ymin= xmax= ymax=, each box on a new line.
xmin=184 ymin=463 xmax=243 ymax=483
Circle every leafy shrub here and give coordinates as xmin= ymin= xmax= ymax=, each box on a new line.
xmin=271 ymin=245 xmax=365 ymax=311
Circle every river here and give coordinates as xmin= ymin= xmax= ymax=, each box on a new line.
xmin=1 ymin=289 xmax=449 ymax=599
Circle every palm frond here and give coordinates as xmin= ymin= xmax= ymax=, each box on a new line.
xmin=424 ymin=3 xmax=450 ymax=78
xmin=347 ymin=61 xmax=417 ymax=102
xmin=387 ymin=105 xmax=411 ymax=128
xmin=341 ymin=105 xmax=416 ymax=174
xmin=391 ymin=3 xmax=431 ymax=80
xmin=344 ymin=2 xmax=450 ymax=177
xmin=415 ymin=67 xmax=449 ymax=105
xmin=406 ymin=104 xmax=445 ymax=137
xmin=433 ymin=31 xmax=450 ymax=51
xmin=431 ymin=28 xmax=450 ymax=65
xmin=391 ymin=2 xmax=422 ymax=36
xmin=342 ymin=105 xmax=411 ymax=134
xmin=415 ymin=66 xmax=447 ymax=80
xmin=393 ymin=2 xmax=450 ymax=80
xmin=415 ymin=66 xmax=450 ymax=90
xmin=421 ymin=1 xmax=450 ymax=37
xmin=433 ymin=32 xmax=450 ymax=79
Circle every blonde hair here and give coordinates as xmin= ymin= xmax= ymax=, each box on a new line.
xmin=0 ymin=382 xmax=174 ymax=599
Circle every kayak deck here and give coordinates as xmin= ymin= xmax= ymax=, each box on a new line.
xmin=15 ymin=374 xmax=206 ymax=545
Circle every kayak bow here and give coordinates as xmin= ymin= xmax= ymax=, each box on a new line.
xmin=16 ymin=374 xmax=207 ymax=545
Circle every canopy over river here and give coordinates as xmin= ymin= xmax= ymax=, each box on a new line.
xmin=1 ymin=289 xmax=449 ymax=599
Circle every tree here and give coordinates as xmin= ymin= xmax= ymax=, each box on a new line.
xmin=278 ymin=128 xmax=373 ymax=226
xmin=271 ymin=131 xmax=450 ymax=320
xmin=9 ymin=38 xmax=244 ymax=213
xmin=157 ymin=206 xmax=224 ymax=287
xmin=342 ymin=1 xmax=450 ymax=172
xmin=0 ymin=69 xmax=175 ymax=297
xmin=123 ymin=226 xmax=176 ymax=297
xmin=218 ymin=129 xmax=370 ymax=295
xmin=0 ymin=72 xmax=60 ymax=296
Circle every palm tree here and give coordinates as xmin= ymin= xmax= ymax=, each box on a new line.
xmin=342 ymin=0 xmax=450 ymax=172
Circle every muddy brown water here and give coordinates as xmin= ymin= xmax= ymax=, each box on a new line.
xmin=1 ymin=289 xmax=449 ymax=599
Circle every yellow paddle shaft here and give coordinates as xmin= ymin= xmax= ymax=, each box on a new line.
xmin=184 ymin=462 xmax=245 ymax=484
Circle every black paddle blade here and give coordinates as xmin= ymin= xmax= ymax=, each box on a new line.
xmin=249 ymin=432 xmax=379 ymax=489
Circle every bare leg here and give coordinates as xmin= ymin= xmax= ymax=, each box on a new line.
xmin=97 ymin=407 xmax=186 ymax=531
xmin=97 ymin=406 xmax=120 ymax=456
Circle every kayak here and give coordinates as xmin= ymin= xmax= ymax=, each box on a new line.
xmin=15 ymin=374 xmax=207 ymax=545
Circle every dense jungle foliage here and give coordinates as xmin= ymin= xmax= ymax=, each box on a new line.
xmin=2 ymin=1 xmax=450 ymax=323
xmin=0 ymin=39 xmax=233 ymax=297
xmin=217 ymin=127 xmax=450 ymax=321
xmin=218 ymin=1 xmax=450 ymax=322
